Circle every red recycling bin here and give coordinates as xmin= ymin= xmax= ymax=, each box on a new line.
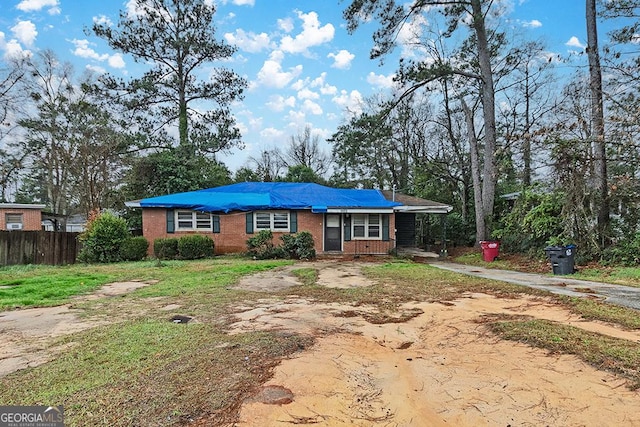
xmin=480 ymin=240 xmax=500 ymax=262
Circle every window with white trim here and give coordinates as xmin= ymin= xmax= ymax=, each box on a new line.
xmin=351 ymin=214 xmax=381 ymax=239
xmin=176 ymin=210 xmax=214 ymax=230
xmin=255 ymin=211 xmax=290 ymax=232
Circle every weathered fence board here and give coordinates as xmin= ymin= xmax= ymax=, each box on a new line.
xmin=0 ymin=231 xmax=80 ymax=266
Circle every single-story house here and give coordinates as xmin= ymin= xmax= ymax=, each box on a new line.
xmin=42 ymin=213 xmax=88 ymax=232
xmin=0 ymin=203 xmax=46 ymax=231
xmin=125 ymin=182 xmax=452 ymax=256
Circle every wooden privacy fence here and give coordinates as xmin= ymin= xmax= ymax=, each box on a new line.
xmin=0 ymin=231 xmax=81 ymax=266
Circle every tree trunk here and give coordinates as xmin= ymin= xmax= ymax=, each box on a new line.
xmin=586 ymin=0 xmax=609 ymax=248
xmin=461 ymin=98 xmax=486 ymax=243
xmin=471 ymin=0 xmax=498 ymax=242
xmin=523 ymin=66 xmax=532 ymax=187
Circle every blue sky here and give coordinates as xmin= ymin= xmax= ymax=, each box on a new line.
xmin=0 ymin=0 xmax=600 ymax=172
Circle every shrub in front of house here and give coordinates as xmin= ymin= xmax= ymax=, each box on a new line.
xmin=78 ymin=211 xmax=131 ymax=263
xmin=154 ymin=237 xmax=179 ymax=260
xmin=247 ymin=230 xmax=315 ymax=260
xmin=246 ymin=230 xmax=281 ymax=259
xmin=120 ymin=236 xmax=149 ymax=261
xmin=177 ymin=234 xmax=215 ymax=260
xmin=281 ymin=231 xmax=316 ymax=260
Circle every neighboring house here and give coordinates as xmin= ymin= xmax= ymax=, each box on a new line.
xmin=42 ymin=213 xmax=88 ymax=232
xmin=126 ymin=182 xmax=452 ymax=255
xmin=0 ymin=203 xmax=46 ymax=231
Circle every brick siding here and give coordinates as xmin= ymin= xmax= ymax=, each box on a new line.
xmin=141 ymin=208 xmax=396 ymax=256
xmin=0 ymin=208 xmax=42 ymax=231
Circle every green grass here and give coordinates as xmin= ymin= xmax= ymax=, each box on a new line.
xmin=0 ymin=267 xmax=112 ymax=309
xmin=0 ymin=258 xmax=292 ymax=310
xmin=573 ymin=267 xmax=640 ymax=288
xmin=290 ymin=267 xmax=318 ymax=286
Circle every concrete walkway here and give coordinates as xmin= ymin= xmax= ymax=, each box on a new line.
xmin=429 ymin=261 xmax=640 ymax=310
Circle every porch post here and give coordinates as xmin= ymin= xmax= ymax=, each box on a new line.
xmin=440 ymin=214 xmax=448 ymax=257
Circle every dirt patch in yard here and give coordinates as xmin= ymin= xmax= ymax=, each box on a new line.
xmin=224 ymin=262 xmax=640 ymax=426
xmin=3 ymin=262 xmax=640 ymax=426
xmin=0 ymin=280 xmax=154 ymax=377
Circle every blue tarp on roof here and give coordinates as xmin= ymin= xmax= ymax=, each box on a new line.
xmin=139 ymin=182 xmax=401 ymax=213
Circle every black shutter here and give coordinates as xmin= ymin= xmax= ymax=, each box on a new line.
xmin=343 ymin=215 xmax=351 ymax=241
xmin=166 ymin=210 xmax=175 ymax=233
xmin=213 ymin=215 xmax=220 ymax=233
xmin=246 ymin=212 xmax=254 ymax=234
xmin=382 ymin=214 xmax=390 ymax=241
xmin=290 ymin=211 xmax=297 ymax=233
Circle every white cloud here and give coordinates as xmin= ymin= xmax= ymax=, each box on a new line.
xmin=0 ymin=31 xmax=31 ymax=59
xmin=220 ymin=0 xmax=255 ymax=5
xmin=266 ymin=95 xmax=296 ymax=112
xmin=224 ymin=29 xmax=271 ymax=53
xmin=16 ymin=0 xmax=59 ymax=12
xmin=3 ymin=39 xmax=31 ymax=60
xmin=256 ymin=50 xmax=303 ymax=88
xmin=397 ymin=13 xmax=427 ymax=57
xmin=11 ymin=21 xmax=37 ymax=47
xmin=319 ymin=84 xmax=337 ymax=95
xmin=522 ymin=19 xmax=542 ymax=28
xmin=328 ymin=49 xmax=355 ymax=69
xmin=332 ymin=89 xmax=363 ymax=117
xmin=278 ymin=17 xmax=294 ymax=33
xmin=93 ymin=15 xmax=112 ymax=26
xmin=108 ymin=53 xmax=125 ymax=68
xmin=367 ymin=72 xmax=396 ymax=89
xmin=70 ymin=39 xmax=109 ymax=60
xmin=302 ymin=99 xmax=323 ymax=115
xmin=86 ymin=64 xmax=106 ymax=74
xmin=260 ymin=127 xmax=285 ymax=141
xmin=310 ymin=72 xmax=337 ymax=95
xmin=291 ymin=78 xmax=307 ymax=91
xmin=280 ymin=11 xmax=334 ymax=55
xmin=566 ymin=36 xmax=586 ymax=50
xmin=297 ymin=87 xmax=319 ymax=100
xmin=70 ymin=39 xmax=125 ymax=68
xmin=286 ymin=110 xmax=306 ymax=126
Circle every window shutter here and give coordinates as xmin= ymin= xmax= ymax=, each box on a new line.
xmin=343 ymin=215 xmax=351 ymax=241
xmin=290 ymin=211 xmax=297 ymax=233
xmin=213 ymin=215 xmax=220 ymax=233
xmin=246 ymin=212 xmax=254 ymax=234
xmin=382 ymin=214 xmax=390 ymax=241
xmin=166 ymin=210 xmax=175 ymax=234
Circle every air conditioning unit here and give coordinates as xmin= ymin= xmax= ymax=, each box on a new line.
xmin=7 ymin=223 xmax=23 ymax=230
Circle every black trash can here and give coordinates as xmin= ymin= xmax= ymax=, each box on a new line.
xmin=544 ymin=245 xmax=576 ymax=275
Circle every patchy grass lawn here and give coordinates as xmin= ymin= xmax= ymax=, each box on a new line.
xmin=1 ymin=258 xmax=640 ymax=426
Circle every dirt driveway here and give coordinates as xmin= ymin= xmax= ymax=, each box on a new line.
xmin=231 ymin=261 xmax=640 ymax=426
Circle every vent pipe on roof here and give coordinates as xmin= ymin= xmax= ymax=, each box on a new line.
xmin=392 ymin=184 xmax=396 ymax=201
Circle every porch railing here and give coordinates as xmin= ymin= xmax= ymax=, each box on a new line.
xmin=353 ymin=239 xmax=396 ymax=256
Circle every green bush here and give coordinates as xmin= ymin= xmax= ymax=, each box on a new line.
xmin=177 ymin=234 xmax=215 ymax=260
xmin=78 ymin=211 xmax=131 ymax=263
xmin=601 ymin=234 xmax=640 ymax=266
xmin=246 ymin=230 xmax=280 ymax=259
xmin=154 ymin=238 xmax=179 ymax=260
xmin=281 ymin=231 xmax=316 ymax=259
xmin=120 ymin=236 xmax=149 ymax=261
xmin=493 ymin=189 xmax=564 ymax=255
xmin=247 ymin=230 xmax=316 ymax=260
